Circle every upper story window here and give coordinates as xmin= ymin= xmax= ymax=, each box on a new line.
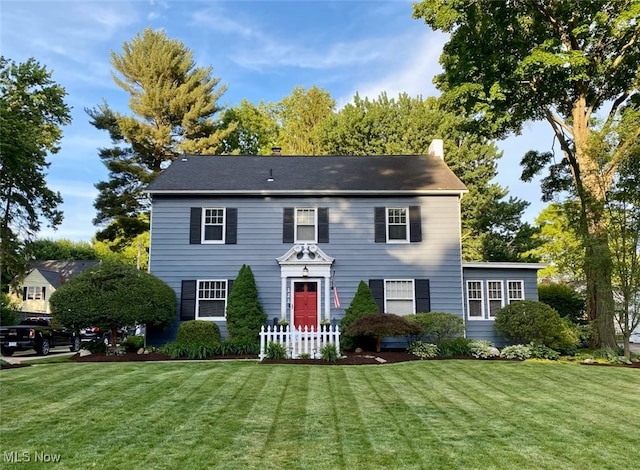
xmin=375 ymin=206 xmax=421 ymax=243
xmin=202 ymin=208 xmax=225 ymax=243
xmin=385 ymin=280 xmax=415 ymax=315
xmin=296 ymin=208 xmax=317 ymax=242
xmin=387 ymin=208 xmax=408 ymax=242
xmin=26 ymin=286 xmax=44 ymax=300
xmin=197 ymin=280 xmax=227 ymax=319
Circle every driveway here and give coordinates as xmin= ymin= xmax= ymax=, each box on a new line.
xmin=1 ymin=347 xmax=77 ymax=364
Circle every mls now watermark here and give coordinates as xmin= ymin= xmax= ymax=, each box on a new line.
xmin=4 ymin=451 xmax=61 ymax=464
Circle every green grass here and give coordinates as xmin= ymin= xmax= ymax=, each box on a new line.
xmin=1 ymin=361 xmax=638 ymax=469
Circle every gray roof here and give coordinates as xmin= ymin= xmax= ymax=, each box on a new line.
xmin=31 ymin=260 xmax=100 ymax=288
xmin=145 ymin=155 xmax=468 ymax=195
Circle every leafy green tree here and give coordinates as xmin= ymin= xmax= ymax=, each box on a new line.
xmin=414 ymin=0 xmax=640 ymax=348
xmin=0 ymin=57 xmax=71 ymax=289
xmin=25 ymin=239 xmax=97 ymax=261
xmin=89 ymin=28 xmax=234 ymax=244
xmin=538 ymin=283 xmax=586 ymax=325
xmin=275 ymin=85 xmax=335 ymax=155
xmin=321 ymin=92 xmax=538 ymax=261
xmin=0 ymin=292 xmax=20 ymax=326
xmin=346 ymin=313 xmax=421 ymax=352
xmin=225 ymin=264 xmax=267 ymax=342
xmin=49 ymin=262 xmax=176 ymax=346
xmin=527 ymin=203 xmax=584 ymax=283
xmin=606 ymin=139 xmax=640 ymax=360
xmin=220 ymin=99 xmax=279 ymax=155
xmin=408 ymin=312 xmax=464 ymax=344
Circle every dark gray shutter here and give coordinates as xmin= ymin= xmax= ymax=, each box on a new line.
xmin=369 ymin=279 xmax=384 ymax=313
xmin=318 ymin=208 xmax=329 ymax=243
xmin=415 ymin=279 xmax=431 ymax=313
xmin=42 ymin=287 xmax=46 ymax=300
xmin=225 ymin=208 xmax=237 ymax=244
xmin=409 ymin=206 xmax=422 ymax=242
xmin=190 ymin=208 xmax=202 ymax=245
xmin=227 ymin=279 xmax=234 ymax=295
xmin=180 ymin=280 xmax=197 ymax=321
xmin=283 ymin=208 xmax=294 ymax=243
xmin=374 ymin=207 xmax=386 ymax=243
xmin=23 ymin=287 xmax=27 ymax=300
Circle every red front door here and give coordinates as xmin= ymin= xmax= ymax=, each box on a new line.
xmin=294 ymin=282 xmax=318 ymax=330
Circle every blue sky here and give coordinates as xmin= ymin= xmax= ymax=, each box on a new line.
xmin=1 ymin=0 xmax=553 ymax=242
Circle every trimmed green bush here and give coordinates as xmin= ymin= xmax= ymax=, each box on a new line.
xmin=82 ymin=339 xmax=106 ymax=354
xmin=495 ymin=300 xmax=578 ymax=353
xmin=122 ymin=335 xmax=145 ymax=352
xmin=340 ymin=281 xmax=380 ymax=350
xmin=409 ymin=312 xmax=464 ymax=343
xmin=528 ymin=343 xmax=560 ymax=360
xmin=176 ymin=320 xmax=220 ymax=346
xmin=409 ymin=341 xmax=439 ymax=359
xmin=538 ymin=283 xmax=586 ymax=324
xmin=226 ymin=265 xmax=267 ymax=342
xmin=215 ymin=339 xmax=260 ymax=356
xmin=437 ymin=337 xmax=473 ymax=357
xmin=469 ymin=340 xmax=499 ymax=359
xmin=161 ymin=342 xmax=218 ymax=360
xmin=346 ymin=313 xmax=421 ymax=352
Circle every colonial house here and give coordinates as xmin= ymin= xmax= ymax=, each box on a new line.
xmin=145 ymin=141 xmax=543 ymax=346
xmin=13 ymin=260 xmax=100 ymax=318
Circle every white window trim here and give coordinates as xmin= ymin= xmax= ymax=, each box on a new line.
xmin=386 ymin=207 xmax=409 ymax=243
xmin=384 ymin=279 xmax=415 ymax=315
xmin=201 ymin=208 xmax=226 ymax=244
xmin=196 ymin=279 xmax=228 ymax=321
xmin=295 ymin=207 xmax=318 ymax=243
xmin=26 ymin=286 xmax=44 ymax=300
xmin=487 ymin=280 xmax=505 ymax=319
xmin=507 ymin=280 xmax=525 ymax=302
xmin=466 ymin=280 xmax=486 ymax=320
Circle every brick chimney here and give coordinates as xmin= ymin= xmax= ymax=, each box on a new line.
xmin=271 ymin=147 xmax=282 ymax=156
xmin=428 ymin=139 xmax=444 ymax=160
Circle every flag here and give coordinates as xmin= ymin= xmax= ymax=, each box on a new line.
xmin=332 ymin=275 xmax=341 ymax=308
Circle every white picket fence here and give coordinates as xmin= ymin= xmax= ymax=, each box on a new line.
xmin=259 ymin=324 xmax=341 ymax=360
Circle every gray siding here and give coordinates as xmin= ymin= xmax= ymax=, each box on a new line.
xmin=463 ymin=266 xmax=540 ymax=346
xmin=148 ymin=195 xmax=464 ymax=344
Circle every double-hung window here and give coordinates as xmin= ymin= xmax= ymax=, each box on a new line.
xmin=202 ymin=208 xmax=225 ymax=243
xmin=466 ymin=281 xmax=483 ymax=318
xmin=487 ymin=281 xmax=504 ymax=318
xmin=197 ymin=280 xmax=227 ymax=319
xmin=26 ymin=286 xmax=44 ymax=300
xmin=296 ymin=208 xmax=317 ymax=242
xmin=507 ymin=281 xmax=524 ymax=302
xmin=387 ymin=208 xmax=408 ymax=242
xmin=385 ymin=280 xmax=415 ymax=315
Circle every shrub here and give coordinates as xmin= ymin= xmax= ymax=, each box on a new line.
xmin=438 ymin=337 xmax=473 ymax=357
xmin=82 ymin=339 xmax=106 ymax=354
xmin=319 ymin=343 xmax=339 ymax=362
xmin=340 ymin=281 xmax=379 ymax=350
xmin=528 ymin=343 xmax=560 ymax=360
xmin=346 ymin=313 xmax=421 ymax=352
xmin=176 ymin=320 xmax=220 ymax=347
xmin=409 ymin=312 xmax=464 ymax=343
xmin=122 ymin=335 xmax=145 ymax=353
xmin=592 ymin=346 xmax=625 ymax=364
xmin=215 ymin=339 xmax=260 ymax=356
xmin=500 ymin=344 xmax=532 ymax=360
xmin=0 ymin=293 xmax=20 ymax=327
xmin=494 ymin=300 xmax=578 ymax=353
xmin=469 ymin=340 xmax=499 ymax=359
xmin=298 ymin=353 xmax=311 ymax=360
xmin=266 ymin=341 xmax=287 ymax=359
xmin=409 ymin=341 xmax=439 ymax=359
xmin=226 ymin=264 xmax=267 ymax=342
xmin=538 ymin=282 xmax=586 ymax=324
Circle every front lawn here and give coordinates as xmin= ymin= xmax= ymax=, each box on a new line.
xmin=1 ymin=361 xmax=638 ymax=469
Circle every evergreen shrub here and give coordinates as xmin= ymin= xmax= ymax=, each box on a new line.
xmin=409 ymin=312 xmax=464 ymax=343
xmin=176 ymin=320 xmax=220 ymax=346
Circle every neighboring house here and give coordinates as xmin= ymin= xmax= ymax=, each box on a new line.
xmin=14 ymin=260 xmax=100 ymax=317
xmin=145 ymin=141 xmax=543 ymax=346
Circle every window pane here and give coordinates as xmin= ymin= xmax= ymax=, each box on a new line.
xmin=388 ymin=225 xmax=407 ymax=240
xmin=296 ymin=208 xmax=316 ymax=241
xmin=508 ymin=281 xmax=524 ymax=301
xmin=387 ymin=208 xmax=407 ymax=240
xmin=489 ymin=300 xmax=502 ymax=317
xmin=204 ymin=225 xmax=223 ymax=241
xmin=297 ymin=225 xmax=315 ymax=241
xmin=387 ymin=300 xmax=414 ymax=315
xmin=469 ymin=300 xmax=482 ymax=317
xmin=199 ymin=300 xmax=225 ymax=317
xmin=203 ymin=208 xmax=224 ymax=241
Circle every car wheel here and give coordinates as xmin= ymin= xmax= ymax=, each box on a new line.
xmin=38 ymin=339 xmax=50 ymax=356
xmin=70 ymin=336 xmax=81 ymax=352
xmin=1 ymin=347 xmax=14 ymax=357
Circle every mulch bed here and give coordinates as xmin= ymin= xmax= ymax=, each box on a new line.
xmin=0 ymin=362 xmax=31 ymax=370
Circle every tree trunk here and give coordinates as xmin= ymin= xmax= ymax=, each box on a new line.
xmin=582 ymin=223 xmax=617 ymax=349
